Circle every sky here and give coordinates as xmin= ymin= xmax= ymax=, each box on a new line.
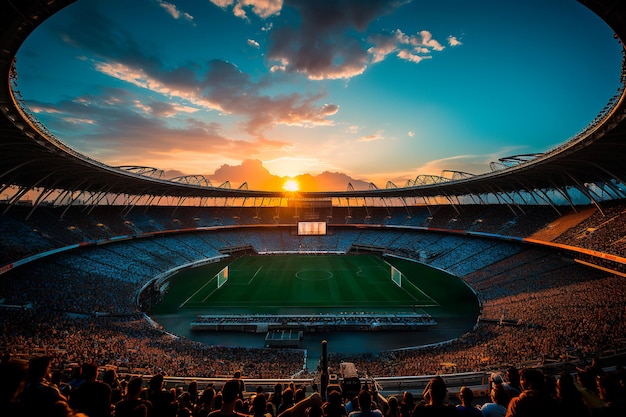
xmin=13 ymin=0 xmax=624 ymax=191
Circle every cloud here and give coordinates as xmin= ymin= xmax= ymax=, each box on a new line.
xmin=133 ymin=100 xmax=199 ymax=117
xmin=414 ymin=30 xmax=444 ymax=51
xmin=368 ymin=30 xmax=407 ymax=63
xmin=206 ymin=159 xmax=371 ymax=191
xmin=155 ymin=0 xmax=194 ymax=23
xmin=358 ymin=130 xmax=385 ymax=142
xmin=448 ymin=35 xmax=462 ymax=46
xmin=56 ymin=6 xmax=339 ymax=136
xmin=28 ymin=88 xmax=292 ymax=168
xmin=408 ymin=131 xmax=415 ymax=137
xmin=247 ymin=39 xmax=260 ymax=48
xmin=267 ymin=0 xmax=411 ymax=80
xmin=62 ymin=117 xmax=96 ymax=125
xmin=368 ymin=29 xmax=448 ymax=66
xmin=397 ymin=50 xmax=430 ymax=64
xmin=209 ymin=0 xmax=284 ymax=19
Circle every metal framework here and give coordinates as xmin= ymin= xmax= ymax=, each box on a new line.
xmin=1 ymin=0 xmax=626 ymax=214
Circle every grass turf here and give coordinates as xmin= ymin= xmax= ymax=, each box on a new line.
xmin=152 ymin=254 xmax=477 ymax=316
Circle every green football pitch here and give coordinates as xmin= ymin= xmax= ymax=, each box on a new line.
xmin=152 ymin=254 xmax=478 ymax=316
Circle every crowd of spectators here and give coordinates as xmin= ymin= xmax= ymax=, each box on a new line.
xmin=1 ymin=202 xmax=626 ymax=388
xmin=1 ymin=356 xmax=625 ymax=417
xmin=327 ymin=252 xmax=626 ymax=377
xmin=0 ymin=310 xmax=305 ymax=379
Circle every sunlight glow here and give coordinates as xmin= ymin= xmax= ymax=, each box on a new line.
xmin=283 ymin=179 xmax=300 ymax=192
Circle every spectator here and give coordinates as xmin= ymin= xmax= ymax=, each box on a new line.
xmin=384 ymin=396 xmax=400 ymax=417
xmin=233 ymin=371 xmax=245 ymax=400
xmin=0 ymin=359 xmax=26 ymax=417
xmin=195 ymin=387 xmax=216 ymax=417
xmin=505 ymin=368 xmax=559 ymax=417
xmin=115 ymin=377 xmax=153 ymax=417
xmin=348 ymin=390 xmax=382 ymax=417
xmin=208 ymin=380 xmax=248 ymax=417
xmin=480 ymin=384 xmax=508 ymax=417
xmin=142 ymin=374 xmax=177 ymax=417
xmin=456 ymin=387 xmax=482 ymax=417
xmin=576 ymin=369 xmax=603 ymax=412
xmin=593 ymin=372 xmax=626 ymax=417
xmin=411 ymin=377 xmax=457 ymax=417
xmin=277 ymin=388 xmax=295 ymax=415
xmin=555 ymin=373 xmax=589 ymax=417
xmin=270 ymin=384 xmax=283 ymax=415
xmin=103 ymin=368 xmax=122 ymax=404
xmin=69 ymin=362 xmax=112 ymax=417
xmin=20 ymin=356 xmax=67 ymax=416
xmin=399 ymin=391 xmax=415 ymax=417
xmin=322 ymin=390 xmax=347 ymax=417
xmin=252 ymin=393 xmax=273 ymax=417
xmin=278 ymin=392 xmax=323 ymax=417
xmin=502 ymin=368 xmax=521 ymax=399
xmin=187 ymin=382 xmax=198 ymax=409
xmin=178 ymin=391 xmax=194 ymax=417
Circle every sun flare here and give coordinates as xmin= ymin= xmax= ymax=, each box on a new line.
xmin=283 ymin=179 xmax=300 ymax=192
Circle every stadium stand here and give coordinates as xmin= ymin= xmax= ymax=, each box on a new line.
xmin=1 ymin=1 xmax=626 ymax=416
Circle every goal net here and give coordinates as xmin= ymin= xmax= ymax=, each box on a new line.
xmin=390 ymin=264 xmax=403 ymax=288
xmin=217 ymin=266 xmax=229 ymax=289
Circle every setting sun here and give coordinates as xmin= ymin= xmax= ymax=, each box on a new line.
xmin=283 ymin=179 xmax=300 ymax=192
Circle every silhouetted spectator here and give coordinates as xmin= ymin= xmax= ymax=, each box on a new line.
xmin=411 ymin=377 xmax=457 ymax=417
xmin=115 ymin=377 xmax=153 ymax=417
xmin=593 ymin=372 xmax=626 ymax=417
xmin=252 ymin=393 xmax=273 ymax=417
xmin=277 ymin=388 xmax=295 ymax=415
xmin=323 ymin=390 xmax=347 ymax=417
xmin=348 ymin=390 xmax=382 ymax=417
xmin=556 ymin=373 xmax=589 ymax=417
xmin=69 ymin=362 xmax=112 ymax=417
xmin=208 ymin=380 xmax=248 ymax=417
xmin=456 ymin=386 xmax=481 ymax=417
xmin=505 ymin=368 xmax=558 ymax=417
xmin=0 ymin=359 xmax=26 ymax=417
xmin=20 ymin=356 xmax=67 ymax=416
xmin=142 ymin=373 xmax=177 ymax=417
xmin=270 ymin=384 xmax=283 ymax=415
xmin=399 ymin=391 xmax=415 ymax=417
xmin=480 ymin=383 xmax=508 ymax=417
xmin=502 ymin=368 xmax=521 ymax=399
xmin=195 ymin=387 xmax=216 ymax=417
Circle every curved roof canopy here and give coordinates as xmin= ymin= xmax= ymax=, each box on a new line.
xmin=1 ymin=0 xmax=626 ymax=204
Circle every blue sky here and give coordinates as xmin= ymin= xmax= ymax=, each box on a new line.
xmin=14 ymin=0 xmax=623 ymax=190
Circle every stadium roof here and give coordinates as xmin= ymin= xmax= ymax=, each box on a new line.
xmin=2 ymin=0 xmax=626 ymax=206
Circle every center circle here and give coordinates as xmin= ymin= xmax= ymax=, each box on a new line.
xmin=295 ymin=270 xmax=333 ymax=281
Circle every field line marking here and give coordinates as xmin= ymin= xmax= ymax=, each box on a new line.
xmin=247 ymin=266 xmax=262 ymax=285
xmin=201 ymin=287 xmax=219 ymax=303
xmin=401 ymin=279 xmax=440 ymax=307
xmin=381 ymin=257 xmax=440 ymax=307
xmin=178 ymin=276 xmax=216 ymax=309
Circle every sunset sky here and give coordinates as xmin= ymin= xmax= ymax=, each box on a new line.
xmin=14 ymin=0 xmax=623 ymax=191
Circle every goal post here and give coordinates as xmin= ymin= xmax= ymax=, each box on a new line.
xmin=390 ymin=264 xmax=402 ymax=288
xmin=217 ymin=265 xmax=229 ymax=289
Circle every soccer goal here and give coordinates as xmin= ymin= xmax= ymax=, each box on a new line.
xmin=390 ymin=264 xmax=403 ymax=288
xmin=217 ymin=265 xmax=229 ymax=289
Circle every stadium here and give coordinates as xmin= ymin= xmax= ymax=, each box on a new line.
xmin=1 ymin=0 xmax=626 ymax=414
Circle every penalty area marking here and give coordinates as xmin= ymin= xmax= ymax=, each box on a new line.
xmin=178 ymin=276 xmax=216 ymax=309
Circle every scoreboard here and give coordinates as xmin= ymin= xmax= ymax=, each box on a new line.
xmin=297 ymin=221 xmax=327 ymax=235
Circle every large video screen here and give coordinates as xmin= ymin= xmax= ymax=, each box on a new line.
xmin=298 ymin=221 xmax=327 ymax=236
